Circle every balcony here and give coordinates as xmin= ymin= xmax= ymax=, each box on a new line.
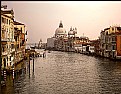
xmin=2 ymin=51 xmax=8 ymax=56
xmin=1 ymin=38 xmax=9 ymax=42
xmin=10 ymin=38 xmax=15 ymax=42
xmin=105 ymin=49 xmax=111 ymax=52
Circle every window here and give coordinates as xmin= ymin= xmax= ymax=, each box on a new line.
xmin=7 ymin=57 xmax=8 ymax=61
xmin=7 ymin=19 xmax=8 ymax=24
xmin=106 ymin=31 xmax=108 ymax=35
xmin=22 ymin=40 xmax=25 ymax=46
xmin=21 ymin=27 xmax=22 ymax=31
xmin=15 ymin=36 xmax=17 ymax=41
xmin=17 ymin=44 xmax=19 ymax=49
xmin=112 ymin=27 xmax=114 ymax=31
xmin=2 ymin=46 xmax=5 ymax=52
xmin=11 ymin=44 xmax=14 ymax=49
xmin=106 ymin=45 xmax=108 ymax=50
xmin=10 ymin=56 xmax=11 ymax=61
xmin=112 ymin=45 xmax=116 ymax=50
xmin=9 ymin=20 xmax=10 ymax=25
xmin=112 ymin=37 xmax=116 ymax=42
xmin=2 ymin=17 xmax=4 ymax=23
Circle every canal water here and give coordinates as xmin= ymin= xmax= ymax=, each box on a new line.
xmin=1 ymin=50 xmax=121 ymax=94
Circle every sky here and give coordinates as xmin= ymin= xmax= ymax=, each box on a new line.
xmin=1 ymin=1 xmax=121 ymax=43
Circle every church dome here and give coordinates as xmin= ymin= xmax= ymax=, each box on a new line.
xmin=55 ymin=21 xmax=66 ymax=35
xmin=55 ymin=28 xmax=66 ymax=35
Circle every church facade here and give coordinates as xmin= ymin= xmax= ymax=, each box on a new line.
xmin=47 ymin=21 xmax=89 ymax=52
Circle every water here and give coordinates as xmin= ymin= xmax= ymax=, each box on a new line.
xmin=2 ymin=50 xmax=121 ymax=94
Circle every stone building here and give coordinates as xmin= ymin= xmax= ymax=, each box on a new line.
xmin=1 ymin=9 xmax=15 ymax=70
xmin=1 ymin=7 xmax=27 ymax=72
xmin=14 ymin=21 xmax=26 ymax=63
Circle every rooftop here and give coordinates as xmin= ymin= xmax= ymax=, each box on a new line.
xmin=14 ymin=21 xmax=25 ymax=25
xmin=1 ymin=9 xmax=14 ymax=15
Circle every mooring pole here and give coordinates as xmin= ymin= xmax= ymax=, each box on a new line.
xmin=29 ymin=56 xmax=30 ymax=78
xmin=13 ymin=67 xmax=14 ymax=86
xmin=33 ymin=58 xmax=34 ymax=73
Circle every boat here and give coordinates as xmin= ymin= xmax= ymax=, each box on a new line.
xmin=30 ymin=46 xmax=35 ymax=49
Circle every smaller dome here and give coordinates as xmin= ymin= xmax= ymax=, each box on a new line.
xmin=68 ymin=30 xmax=75 ymax=35
xmin=68 ymin=27 xmax=76 ymax=35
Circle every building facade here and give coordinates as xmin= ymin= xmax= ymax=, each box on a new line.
xmin=14 ymin=21 xmax=26 ymax=64
xmin=1 ymin=7 xmax=27 ymax=72
xmin=1 ymin=9 xmax=15 ymax=70
xmin=54 ymin=21 xmax=67 ymax=51
xmin=100 ymin=26 xmax=121 ymax=59
xmin=47 ymin=37 xmax=56 ymax=50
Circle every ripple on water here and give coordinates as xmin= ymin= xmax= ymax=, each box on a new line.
xmin=2 ymin=50 xmax=121 ymax=94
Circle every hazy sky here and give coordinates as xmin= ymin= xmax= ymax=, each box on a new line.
xmin=1 ymin=1 xmax=121 ymax=43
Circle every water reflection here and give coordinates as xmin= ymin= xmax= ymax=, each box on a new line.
xmin=95 ymin=58 xmax=121 ymax=93
xmin=2 ymin=50 xmax=121 ymax=94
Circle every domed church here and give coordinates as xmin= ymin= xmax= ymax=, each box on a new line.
xmin=55 ymin=21 xmax=67 ymax=38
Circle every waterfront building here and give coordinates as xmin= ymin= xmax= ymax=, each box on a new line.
xmin=92 ymin=39 xmax=100 ymax=56
xmin=14 ymin=21 xmax=26 ymax=63
xmin=14 ymin=27 xmax=22 ymax=64
xmin=86 ymin=40 xmax=100 ymax=55
xmin=116 ymin=31 xmax=121 ymax=59
xmin=47 ymin=37 xmax=56 ymax=50
xmin=78 ymin=36 xmax=90 ymax=53
xmin=1 ymin=9 xmax=15 ymax=70
xmin=100 ymin=25 xmax=121 ymax=59
xmin=109 ymin=29 xmax=121 ymax=59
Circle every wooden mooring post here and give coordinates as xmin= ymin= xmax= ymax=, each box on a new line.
xmin=28 ymin=55 xmax=30 ymax=78
xmin=33 ymin=58 xmax=34 ymax=73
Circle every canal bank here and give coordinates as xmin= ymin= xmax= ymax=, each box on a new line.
xmin=53 ymin=48 xmax=121 ymax=61
xmin=1 ymin=59 xmax=26 ymax=86
xmin=1 ymin=58 xmax=30 ymax=94
xmin=1 ymin=49 xmax=46 ymax=93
